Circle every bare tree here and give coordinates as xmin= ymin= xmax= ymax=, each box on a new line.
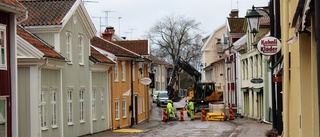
xmin=147 ymin=15 xmax=203 ymax=65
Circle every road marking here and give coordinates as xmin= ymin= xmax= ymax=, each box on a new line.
xmin=113 ymin=129 xmax=143 ymax=133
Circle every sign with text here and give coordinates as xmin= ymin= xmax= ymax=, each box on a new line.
xmin=140 ymin=77 xmax=152 ymax=85
xmin=257 ymin=36 xmax=282 ymax=56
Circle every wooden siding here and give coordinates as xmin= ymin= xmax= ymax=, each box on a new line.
xmin=18 ymin=67 xmax=31 ymax=137
xmin=0 ymin=10 xmax=11 ymax=137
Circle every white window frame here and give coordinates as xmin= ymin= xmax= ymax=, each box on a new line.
xmin=67 ymin=89 xmax=73 ymax=125
xmin=92 ymin=88 xmax=96 ymax=120
xmin=40 ymin=90 xmax=48 ymax=130
xmin=0 ymin=24 xmax=7 ymax=70
xmin=66 ymin=32 xmax=72 ymax=63
xmin=51 ymin=90 xmax=58 ymax=128
xmin=79 ymin=89 xmax=85 ymax=123
xmin=122 ymin=61 xmax=126 ymax=81
xmin=115 ymin=99 xmax=119 ymax=120
xmin=114 ymin=63 xmax=118 ymax=81
xmin=78 ymin=35 xmax=84 ymax=65
xmin=101 ymin=89 xmax=105 ymax=119
xmin=122 ymin=98 xmax=126 ymax=118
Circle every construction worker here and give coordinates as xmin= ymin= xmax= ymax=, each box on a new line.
xmin=188 ymin=99 xmax=195 ymax=120
xmin=167 ymin=100 xmax=175 ymax=120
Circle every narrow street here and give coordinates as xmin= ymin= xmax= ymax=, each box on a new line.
xmin=86 ymin=99 xmax=271 ymax=137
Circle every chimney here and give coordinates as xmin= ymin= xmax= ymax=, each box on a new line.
xmin=229 ymin=9 xmax=239 ymax=18
xmin=101 ymin=27 xmax=115 ymax=41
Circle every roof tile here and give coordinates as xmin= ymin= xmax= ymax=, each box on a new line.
xmin=90 ymin=46 xmax=114 ymax=64
xmin=17 ymin=25 xmax=65 ymax=60
xmin=90 ymin=36 xmax=139 ymax=58
xmin=0 ymin=0 xmax=25 ymax=10
xmin=113 ymin=40 xmax=149 ymax=55
xmin=18 ymin=0 xmax=76 ymax=26
xmin=227 ymin=18 xmax=246 ymax=33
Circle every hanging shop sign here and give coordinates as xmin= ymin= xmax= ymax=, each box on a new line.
xmin=250 ymin=78 xmax=264 ymax=84
xmin=140 ymin=77 xmax=152 ymax=85
xmin=257 ymin=36 xmax=282 ymax=56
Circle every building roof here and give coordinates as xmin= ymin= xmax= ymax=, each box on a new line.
xmin=17 ymin=25 xmax=65 ymax=60
xmin=90 ymin=36 xmax=140 ymax=58
xmin=227 ymin=18 xmax=246 ymax=33
xmin=0 ymin=0 xmax=26 ymax=13
xmin=113 ymin=40 xmax=149 ymax=55
xmin=90 ymin=46 xmax=114 ymax=64
xmin=150 ymin=55 xmax=169 ymax=65
xmin=18 ymin=0 xmax=76 ymax=26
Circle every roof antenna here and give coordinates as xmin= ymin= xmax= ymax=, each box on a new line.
xmin=236 ymin=0 xmax=239 ymax=9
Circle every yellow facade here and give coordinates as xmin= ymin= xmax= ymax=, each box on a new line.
xmin=110 ymin=60 xmax=149 ymax=129
xmin=281 ymin=0 xmax=319 ymax=136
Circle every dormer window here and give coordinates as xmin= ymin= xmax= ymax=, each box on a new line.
xmin=66 ymin=32 xmax=72 ymax=63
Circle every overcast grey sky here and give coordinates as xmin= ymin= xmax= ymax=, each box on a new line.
xmin=84 ymin=0 xmax=269 ymax=40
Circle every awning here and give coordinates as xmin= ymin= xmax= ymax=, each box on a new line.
xmin=291 ymin=0 xmax=312 ymax=32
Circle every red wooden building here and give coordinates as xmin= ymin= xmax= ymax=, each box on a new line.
xmin=0 ymin=1 xmax=26 ymax=136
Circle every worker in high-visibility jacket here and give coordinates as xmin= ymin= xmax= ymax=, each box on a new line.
xmin=167 ymin=100 xmax=175 ymax=119
xmin=188 ymin=100 xmax=195 ymax=120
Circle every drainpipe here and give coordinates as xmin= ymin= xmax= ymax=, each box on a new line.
xmin=131 ymin=60 xmax=134 ymax=127
xmin=17 ymin=11 xmax=28 ymax=24
xmin=315 ymin=0 xmax=320 ymax=134
xmin=38 ymin=58 xmax=48 ymax=70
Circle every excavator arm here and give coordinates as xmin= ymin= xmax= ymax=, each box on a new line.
xmin=167 ymin=56 xmax=201 ymax=100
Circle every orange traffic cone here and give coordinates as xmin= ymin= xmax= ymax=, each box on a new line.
xmin=229 ymin=107 xmax=234 ymax=120
xmin=201 ymin=108 xmax=206 ymax=121
xmin=162 ymin=108 xmax=167 ymax=122
xmin=180 ymin=108 xmax=184 ymax=121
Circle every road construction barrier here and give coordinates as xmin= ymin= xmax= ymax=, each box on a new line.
xmin=201 ymin=108 xmax=206 ymax=121
xmin=229 ymin=107 xmax=234 ymax=120
xmin=162 ymin=108 xmax=167 ymax=122
xmin=180 ymin=108 xmax=184 ymax=121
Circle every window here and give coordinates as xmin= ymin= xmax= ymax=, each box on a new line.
xmin=40 ymin=90 xmax=47 ymax=130
xmin=0 ymin=24 xmax=6 ymax=70
xmin=92 ymin=88 xmax=96 ymax=120
xmin=78 ymin=35 xmax=84 ymax=64
xmin=115 ymin=99 xmax=119 ymax=120
xmin=122 ymin=99 xmax=126 ymax=118
xmin=51 ymin=90 xmax=58 ymax=128
xmin=79 ymin=89 xmax=85 ymax=123
xmin=114 ymin=63 xmax=118 ymax=81
xmin=101 ymin=89 xmax=105 ymax=119
xmin=67 ymin=89 xmax=73 ymax=125
xmin=122 ymin=61 xmax=126 ymax=81
xmin=66 ymin=32 xmax=72 ymax=62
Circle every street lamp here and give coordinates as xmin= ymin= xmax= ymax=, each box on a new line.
xmin=245 ymin=4 xmax=282 ymax=134
xmin=245 ymin=6 xmax=263 ymax=37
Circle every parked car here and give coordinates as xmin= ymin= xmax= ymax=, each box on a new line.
xmin=156 ymin=91 xmax=169 ymax=107
xmin=152 ymin=91 xmax=160 ymax=103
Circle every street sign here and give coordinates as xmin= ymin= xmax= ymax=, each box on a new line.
xmin=251 ymin=78 xmax=263 ymax=84
xmin=257 ymin=36 xmax=282 ymax=56
xmin=140 ymin=77 xmax=152 ymax=85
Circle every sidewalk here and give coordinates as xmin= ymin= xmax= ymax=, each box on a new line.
xmin=228 ymin=117 xmax=272 ymax=137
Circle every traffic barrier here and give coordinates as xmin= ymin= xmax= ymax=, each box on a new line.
xmin=180 ymin=108 xmax=184 ymax=121
xmin=162 ymin=108 xmax=167 ymax=122
xmin=201 ymin=108 xmax=206 ymax=121
xmin=229 ymin=107 xmax=234 ymax=120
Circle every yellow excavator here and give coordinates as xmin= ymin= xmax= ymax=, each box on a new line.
xmin=167 ymin=57 xmax=223 ymax=112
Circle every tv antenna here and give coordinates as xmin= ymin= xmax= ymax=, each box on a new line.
xmin=104 ymin=10 xmax=116 ymax=27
